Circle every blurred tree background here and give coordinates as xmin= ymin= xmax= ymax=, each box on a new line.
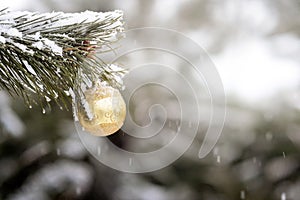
xmin=0 ymin=0 xmax=300 ymax=200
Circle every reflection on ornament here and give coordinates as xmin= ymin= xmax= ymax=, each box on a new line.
xmin=77 ymin=83 xmax=126 ymax=136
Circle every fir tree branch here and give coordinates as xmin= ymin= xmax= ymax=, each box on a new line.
xmin=0 ymin=8 xmax=124 ymax=109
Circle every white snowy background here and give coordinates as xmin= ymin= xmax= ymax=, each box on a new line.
xmin=0 ymin=0 xmax=300 ymax=200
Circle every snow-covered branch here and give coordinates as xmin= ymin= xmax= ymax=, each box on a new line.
xmin=0 ymin=8 xmax=124 ymax=109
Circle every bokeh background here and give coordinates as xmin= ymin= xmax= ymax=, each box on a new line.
xmin=1 ymin=0 xmax=300 ymax=199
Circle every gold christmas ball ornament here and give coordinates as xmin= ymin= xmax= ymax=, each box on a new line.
xmin=77 ymin=83 xmax=126 ymax=136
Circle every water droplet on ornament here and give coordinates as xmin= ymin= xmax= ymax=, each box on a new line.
xmin=105 ymin=112 xmax=110 ymax=118
xmin=29 ymin=105 xmax=32 ymax=109
xmin=42 ymin=108 xmax=46 ymax=114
